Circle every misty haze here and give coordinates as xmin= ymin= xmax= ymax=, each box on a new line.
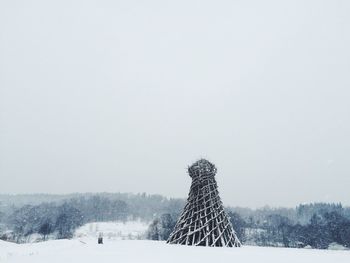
xmin=0 ymin=0 xmax=350 ymax=262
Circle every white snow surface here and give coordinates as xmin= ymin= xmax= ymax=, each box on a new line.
xmin=1 ymin=221 xmax=349 ymax=262
xmin=74 ymin=220 xmax=149 ymax=240
xmin=1 ymin=239 xmax=350 ymax=263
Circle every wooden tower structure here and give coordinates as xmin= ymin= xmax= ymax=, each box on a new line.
xmin=167 ymin=159 xmax=241 ymax=247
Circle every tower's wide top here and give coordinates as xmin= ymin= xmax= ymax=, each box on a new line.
xmin=188 ymin=159 xmax=217 ymax=178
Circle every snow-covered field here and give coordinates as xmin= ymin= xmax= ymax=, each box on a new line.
xmin=1 ymin=238 xmax=350 ymax=263
xmin=74 ymin=220 xmax=149 ymax=240
xmin=1 ymin=221 xmax=349 ymax=262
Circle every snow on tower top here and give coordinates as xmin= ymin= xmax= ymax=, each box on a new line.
xmin=188 ymin=159 xmax=217 ymax=178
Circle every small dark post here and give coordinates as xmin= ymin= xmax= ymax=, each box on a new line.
xmin=98 ymin=232 xmax=103 ymax=244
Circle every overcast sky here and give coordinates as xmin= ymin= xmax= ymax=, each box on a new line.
xmin=0 ymin=0 xmax=349 ymax=207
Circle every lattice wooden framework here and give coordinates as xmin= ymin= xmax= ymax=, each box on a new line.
xmin=167 ymin=159 xmax=241 ymax=247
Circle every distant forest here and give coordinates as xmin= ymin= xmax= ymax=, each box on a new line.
xmin=1 ymin=193 xmax=349 ymax=249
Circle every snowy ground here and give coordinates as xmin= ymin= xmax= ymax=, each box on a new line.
xmin=1 ymin=238 xmax=350 ymax=263
xmin=74 ymin=220 xmax=149 ymax=240
xmin=1 ymin=221 xmax=349 ymax=262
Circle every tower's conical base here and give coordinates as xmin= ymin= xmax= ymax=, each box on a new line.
xmin=167 ymin=159 xmax=241 ymax=247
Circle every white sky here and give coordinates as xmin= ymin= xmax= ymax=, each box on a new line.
xmin=0 ymin=0 xmax=349 ymax=207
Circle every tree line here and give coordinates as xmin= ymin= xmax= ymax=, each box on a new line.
xmin=1 ymin=193 xmax=349 ymax=249
xmin=147 ymin=203 xmax=350 ymax=249
xmin=0 ymin=193 xmax=184 ymax=243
